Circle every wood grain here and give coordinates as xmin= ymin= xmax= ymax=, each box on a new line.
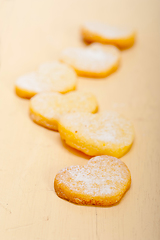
xmin=0 ymin=0 xmax=160 ymax=239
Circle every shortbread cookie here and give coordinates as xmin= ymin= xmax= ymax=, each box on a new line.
xmin=81 ymin=22 xmax=136 ymax=48
xmin=29 ymin=91 xmax=98 ymax=131
xmin=58 ymin=111 xmax=134 ymax=158
xmin=60 ymin=43 xmax=120 ymax=78
xmin=15 ymin=61 xmax=77 ymax=99
xmin=54 ymin=155 xmax=131 ymax=206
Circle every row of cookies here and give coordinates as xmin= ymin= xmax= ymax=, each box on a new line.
xmin=15 ymin=60 xmax=134 ymax=158
xmin=52 ymin=22 xmax=136 ymax=206
xmin=15 ymin=22 xmax=135 ymax=206
xmin=15 ymin=42 xmax=120 ymax=99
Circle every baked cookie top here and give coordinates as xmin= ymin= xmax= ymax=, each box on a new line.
xmin=81 ymin=22 xmax=136 ymax=48
xmin=29 ymin=91 xmax=98 ymax=130
xmin=58 ymin=111 xmax=134 ymax=158
xmin=54 ymin=155 xmax=131 ymax=206
xmin=15 ymin=61 xmax=77 ymax=98
xmin=60 ymin=43 xmax=120 ymax=78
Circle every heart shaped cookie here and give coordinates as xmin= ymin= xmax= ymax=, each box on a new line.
xmin=60 ymin=43 xmax=120 ymax=78
xmin=54 ymin=155 xmax=131 ymax=206
xmin=29 ymin=91 xmax=98 ymax=131
xmin=81 ymin=22 xmax=136 ymax=49
xmin=15 ymin=61 xmax=77 ymax=99
xmin=58 ymin=111 xmax=134 ymax=158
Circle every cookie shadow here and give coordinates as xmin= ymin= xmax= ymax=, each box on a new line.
xmin=61 ymin=138 xmax=90 ymax=160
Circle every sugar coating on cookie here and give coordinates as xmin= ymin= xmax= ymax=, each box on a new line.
xmin=81 ymin=22 xmax=136 ymax=48
xmin=15 ymin=61 xmax=77 ymax=99
xmin=29 ymin=91 xmax=98 ymax=131
xmin=58 ymin=111 xmax=134 ymax=158
xmin=54 ymin=155 xmax=131 ymax=206
xmin=60 ymin=43 xmax=120 ymax=78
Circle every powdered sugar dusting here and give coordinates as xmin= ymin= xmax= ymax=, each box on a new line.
xmin=56 ymin=156 xmax=130 ymax=197
xmin=60 ymin=111 xmax=134 ymax=146
xmin=83 ymin=22 xmax=134 ymax=39
xmin=60 ymin=43 xmax=120 ymax=73
xmin=30 ymin=91 xmax=98 ymax=120
xmin=16 ymin=61 xmax=77 ymax=94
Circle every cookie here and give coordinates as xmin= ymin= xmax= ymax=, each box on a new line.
xmin=58 ymin=111 xmax=134 ymax=158
xmin=29 ymin=91 xmax=98 ymax=131
xmin=81 ymin=22 xmax=136 ymax=49
xmin=54 ymin=155 xmax=131 ymax=206
xmin=15 ymin=61 xmax=77 ymax=99
xmin=60 ymin=43 xmax=120 ymax=78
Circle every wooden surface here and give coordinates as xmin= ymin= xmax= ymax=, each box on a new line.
xmin=0 ymin=0 xmax=160 ymax=239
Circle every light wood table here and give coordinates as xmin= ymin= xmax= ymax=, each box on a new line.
xmin=0 ymin=0 xmax=160 ymax=239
